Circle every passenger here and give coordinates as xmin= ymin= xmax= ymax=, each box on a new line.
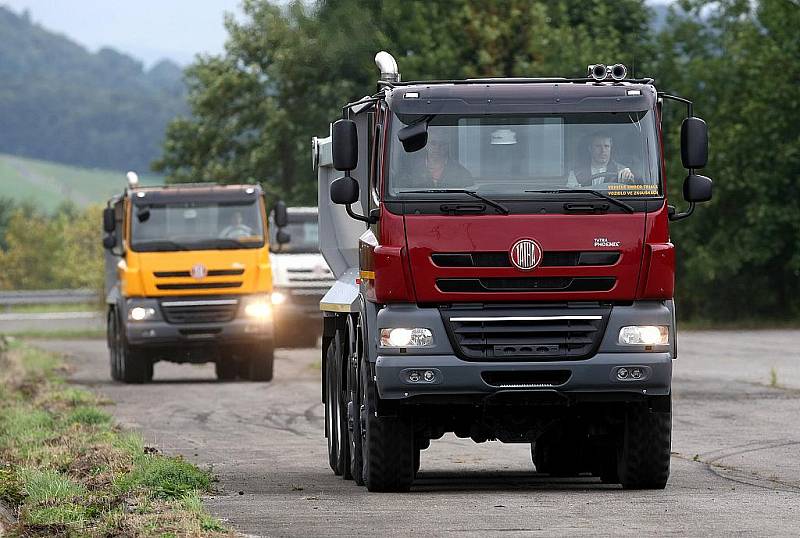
xmin=220 ymin=211 xmax=253 ymax=238
xmin=567 ymin=132 xmax=634 ymax=187
xmin=406 ymin=130 xmax=472 ymax=188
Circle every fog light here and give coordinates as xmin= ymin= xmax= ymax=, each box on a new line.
xmin=631 ymin=367 xmax=643 ymax=380
xmin=129 ymin=306 xmax=156 ymax=321
xmin=423 ymin=370 xmax=435 ymax=382
xmin=617 ymin=367 xmax=629 ymax=380
xmin=380 ymin=328 xmax=433 ymax=348
xmin=271 ymin=291 xmax=287 ymax=305
xmin=408 ymin=371 xmax=420 ymax=382
xmin=618 ymin=326 xmax=669 ymax=346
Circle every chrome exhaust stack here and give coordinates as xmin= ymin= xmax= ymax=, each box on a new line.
xmin=375 ymin=51 xmax=400 ymax=84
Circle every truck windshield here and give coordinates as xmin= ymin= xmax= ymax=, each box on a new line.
xmin=271 ymin=212 xmax=319 ymax=254
xmin=130 ymin=200 xmax=265 ymax=252
xmin=387 ymin=110 xmax=661 ymax=199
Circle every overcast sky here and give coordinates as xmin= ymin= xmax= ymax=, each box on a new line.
xmin=1 ymin=0 xmax=244 ymax=67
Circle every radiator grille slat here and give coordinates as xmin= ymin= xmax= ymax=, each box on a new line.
xmin=443 ymin=307 xmax=610 ymax=361
xmin=161 ymin=299 xmax=240 ymax=323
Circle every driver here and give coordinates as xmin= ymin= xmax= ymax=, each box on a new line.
xmin=220 ymin=211 xmax=253 ymax=238
xmin=405 ymin=130 xmax=472 ymax=188
xmin=567 ymin=132 xmax=634 ymax=187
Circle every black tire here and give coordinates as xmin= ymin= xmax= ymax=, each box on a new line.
xmin=245 ymin=344 xmax=274 ymax=381
xmin=215 ymin=360 xmax=238 ymax=381
xmin=414 ymin=449 xmax=421 ymax=476
xmin=347 ymin=317 xmax=363 ymax=485
xmin=325 ymin=333 xmax=349 ymax=477
xmin=360 ymin=360 xmax=414 ymax=492
xmin=531 ymin=440 xmax=579 ymax=477
xmin=107 ymin=309 xmax=121 ymax=381
xmin=617 ymin=399 xmax=671 ymax=489
xmin=117 ymin=326 xmax=151 ymax=384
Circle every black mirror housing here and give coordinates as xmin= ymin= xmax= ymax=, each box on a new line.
xmin=276 ymin=230 xmax=291 ymax=244
xmin=332 ymin=119 xmax=358 ymax=171
xmin=330 ymin=176 xmax=359 ymax=205
xmin=273 ymin=200 xmax=288 ymax=228
xmin=681 ymin=117 xmax=708 ymax=169
xmin=683 ymin=174 xmax=713 ymax=203
xmin=398 ymin=121 xmax=429 ymax=153
xmin=103 ymin=207 xmax=115 ymax=233
xmin=102 ymin=233 xmax=116 ymax=250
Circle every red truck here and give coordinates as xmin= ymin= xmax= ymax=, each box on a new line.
xmin=313 ymin=53 xmax=712 ymax=491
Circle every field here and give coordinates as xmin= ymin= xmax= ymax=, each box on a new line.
xmin=0 ymin=154 xmax=162 ymax=212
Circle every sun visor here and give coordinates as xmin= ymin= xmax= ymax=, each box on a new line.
xmin=387 ymin=83 xmax=655 ymax=117
xmin=131 ymin=188 xmax=260 ymax=206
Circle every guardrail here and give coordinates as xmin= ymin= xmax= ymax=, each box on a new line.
xmin=0 ymin=289 xmax=99 ymax=307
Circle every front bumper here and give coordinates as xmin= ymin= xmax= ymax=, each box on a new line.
xmin=125 ymin=317 xmax=273 ymax=347
xmin=376 ymin=352 xmax=672 ymax=400
xmin=373 ymin=300 xmax=675 ymax=401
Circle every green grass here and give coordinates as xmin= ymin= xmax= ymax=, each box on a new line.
xmin=0 ymin=339 xmax=227 ymax=537
xmin=0 ymin=153 xmax=162 ymax=213
xmin=4 ymin=303 xmax=101 ymax=314
xmin=3 ymin=328 xmax=106 ymax=340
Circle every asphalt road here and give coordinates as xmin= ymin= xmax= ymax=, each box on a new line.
xmin=34 ymin=331 xmax=800 ymax=537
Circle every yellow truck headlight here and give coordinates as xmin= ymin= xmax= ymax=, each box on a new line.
xmin=129 ymin=306 xmax=156 ymax=321
xmin=271 ymin=291 xmax=287 ymax=305
xmin=242 ymin=295 xmax=272 ymax=320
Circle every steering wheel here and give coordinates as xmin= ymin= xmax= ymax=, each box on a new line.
xmin=589 ymin=171 xmax=625 ymax=183
xmin=221 ymin=224 xmax=253 ymax=239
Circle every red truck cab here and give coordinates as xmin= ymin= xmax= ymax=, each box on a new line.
xmin=316 ymin=54 xmax=712 ymax=492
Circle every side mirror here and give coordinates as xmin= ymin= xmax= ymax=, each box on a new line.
xmin=273 ymin=200 xmax=288 ymax=228
xmin=681 ymin=117 xmax=708 ymax=169
xmin=398 ymin=121 xmax=428 ymax=153
xmin=103 ymin=207 xmax=115 ymax=233
xmin=102 ymin=233 xmax=116 ymax=250
xmin=330 ymin=176 xmax=359 ymax=205
xmin=332 ymin=119 xmax=358 ymax=171
xmin=683 ymin=174 xmax=713 ymax=203
xmin=276 ymin=230 xmax=291 ymax=244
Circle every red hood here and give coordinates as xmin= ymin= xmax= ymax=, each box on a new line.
xmin=403 ymin=213 xmax=646 ymax=303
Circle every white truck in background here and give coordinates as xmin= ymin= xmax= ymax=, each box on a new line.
xmin=270 ymin=205 xmax=334 ymax=347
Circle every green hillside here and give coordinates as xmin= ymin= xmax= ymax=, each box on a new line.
xmin=0 ymin=153 xmax=161 ymax=212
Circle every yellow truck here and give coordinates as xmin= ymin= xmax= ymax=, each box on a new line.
xmin=102 ymin=174 xmax=285 ymax=383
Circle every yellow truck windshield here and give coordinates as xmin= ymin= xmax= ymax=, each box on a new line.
xmin=131 ymin=200 xmax=265 ymax=252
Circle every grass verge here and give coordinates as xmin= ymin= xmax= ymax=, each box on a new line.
xmin=1 ymin=329 xmax=106 ymax=340
xmin=3 ymin=304 xmax=101 ymax=315
xmin=0 ymin=338 xmax=228 ymax=537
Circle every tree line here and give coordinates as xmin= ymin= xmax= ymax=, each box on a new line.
xmin=153 ymin=0 xmax=800 ymax=323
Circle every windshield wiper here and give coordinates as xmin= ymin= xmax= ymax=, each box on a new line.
xmin=525 ymin=189 xmax=635 ymax=214
xmin=400 ymin=189 xmax=510 ymax=215
xmin=132 ymin=240 xmax=189 ymax=251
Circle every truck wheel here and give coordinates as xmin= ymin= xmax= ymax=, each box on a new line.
xmin=531 ymin=440 xmax=578 ymax=477
xmin=346 ymin=316 xmax=363 ymax=485
xmin=117 ymin=331 xmax=152 ymax=384
xmin=107 ymin=309 xmax=121 ymax=381
xmin=414 ymin=449 xmax=421 ymax=476
xmin=245 ymin=344 xmax=274 ymax=381
xmin=325 ymin=334 xmax=349 ymax=476
xmin=215 ymin=360 xmax=237 ymax=381
xmin=360 ymin=360 xmax=414 ymax=492
xmin=617 ymin=399 xmax=671 ymax=489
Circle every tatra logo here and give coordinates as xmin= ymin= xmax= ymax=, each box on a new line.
xmin=509 ymin=239 xmax=543 ymax=271
xmin=190 ymin=263 xmax=208 ymax=280
xmin=594 ymin=237 xmax=621 ymax=247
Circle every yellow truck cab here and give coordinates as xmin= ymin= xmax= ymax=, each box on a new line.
xmin=102 ymin=174 xmax=284 ymax=383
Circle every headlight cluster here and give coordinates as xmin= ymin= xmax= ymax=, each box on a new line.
xmin=242 ymin=295 xmax=272 ymax=320
xmin=128 ymin=306 xmax=156 ymax=321
xmin=270 ymin=291 xmax=287 ymax=305
xmin=618 ymin=325 xmax=669 ymax=346
xmin=380 ymin=328 xmax=433 ymax=348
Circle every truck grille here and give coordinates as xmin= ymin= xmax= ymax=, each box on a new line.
xmin=442 ymin=306 xmax=611 ymax=361
xmin=437 ymin=277 xmax=615 ymax=293
xmin=431 ymin=251 xmax=620 ymax=267
xmin=160 ymin=298 xmax=240 ymax=324
xmin=287 ymin=267 xmax=334 ymax=283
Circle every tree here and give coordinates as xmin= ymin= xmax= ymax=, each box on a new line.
xmin=652 ymin=0 xmax=800 ymax=320
xmin=155 ymin=0 xmax=655 ymax=204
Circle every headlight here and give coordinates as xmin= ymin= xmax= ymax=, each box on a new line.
xmin=129 ymin=306 xmax=156 ymax=321
xmin=271 ymin=291 xmax=287 ymax=305
xmin=618 ymin=326 xmax=669 ymax=346
xmin=244 ymin=302 xmax=272 ymax=320
xmin=380 ymin=328 xmax=433 ymax=348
